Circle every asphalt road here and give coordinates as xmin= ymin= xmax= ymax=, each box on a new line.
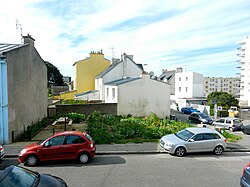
xmin=2 ymin=152 xmax=249 ymax=187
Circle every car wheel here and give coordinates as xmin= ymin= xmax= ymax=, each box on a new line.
xmin=25 ymin=155 xmax=38 ymax=166
xmin=78 ymin=152 xmax=90 ymax=164
xmin=213 ymin=145 xmax=224 ymax=155
xmin=175 ymin=147 xmax=186 ymax=157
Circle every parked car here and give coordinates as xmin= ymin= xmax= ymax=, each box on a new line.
xmin=0 ymin=145 xmax=4 ymax=163
xmin=242 ymin=124 xmax=250 ymax=135
xmin=181 ymin=106 xmax=200 ymax=114
xmin=188 ymin=112 xmax=213 ymax=124
xmin=240 ymin=162 xmax=250 ymax=187
xmin=18 ymin=131 xmax=96 ymax=166
xmin=212 ymin=117 xmax=243 ymax=131
xmin=160 ymin=127 xmax=227 ymax=157
xmin=0 ymin=165 xmax=68 ymax=187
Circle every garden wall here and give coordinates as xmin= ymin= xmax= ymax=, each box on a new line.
xmin=49 ymin=103 xmax=117 ymax=117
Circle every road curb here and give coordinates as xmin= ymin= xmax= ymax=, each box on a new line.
xmin=4 ymin=149 xmax=250 ymax=158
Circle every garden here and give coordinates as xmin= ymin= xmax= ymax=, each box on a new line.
xmin=68 ymin=111 xmax=240 ymax=144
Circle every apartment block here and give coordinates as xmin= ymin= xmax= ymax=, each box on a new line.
xmin=237 ymin=34 xmax=250 ymax=107
xmin=204 ymin=77 xmax=240 ymax=97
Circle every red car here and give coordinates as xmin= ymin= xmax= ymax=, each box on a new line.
xmin=18 ymin=131 xmax=96 ymax=166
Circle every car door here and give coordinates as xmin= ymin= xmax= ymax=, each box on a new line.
xmin=62 ymin=135 xmax=86 ymax=159
xmin=214 ymin=119 xmax=225 ymax=128
xmin=40 ymin=135 xmax=66 ymax=161
xmin=186 ymin=133 xmax=204 ymax=152
xmin=202 ymin=133 xmax=220 ymax=151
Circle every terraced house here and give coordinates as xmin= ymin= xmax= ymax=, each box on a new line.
xmin=0 ymin=35 xmax=47 ymax=144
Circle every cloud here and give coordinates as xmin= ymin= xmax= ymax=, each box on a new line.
xmin=0 ymin=0 xmax=250 ymax=79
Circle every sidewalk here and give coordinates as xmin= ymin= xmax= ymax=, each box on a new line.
xmin=3 ymin=141 xmax=250 ymax=158
xmin=3 ymin=121 xmax=250 ymax=158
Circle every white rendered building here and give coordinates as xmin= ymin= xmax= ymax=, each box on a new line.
xmin=237 ymin=34 xmax=250 ymax=107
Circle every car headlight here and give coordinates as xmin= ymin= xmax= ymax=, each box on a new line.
xmin=20 ymin=149 xmax=27 ymax=155
xmin=166 ymin=143 xmax=174 ymax=147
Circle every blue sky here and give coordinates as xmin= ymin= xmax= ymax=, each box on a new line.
xmin=1 ymin=0 xmax=250 ymax=78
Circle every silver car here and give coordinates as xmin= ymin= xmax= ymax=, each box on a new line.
xmin=160 ymin=127 xmax=227 ymax=157
xmin=212 ymin=117 xmax=243 ymax=131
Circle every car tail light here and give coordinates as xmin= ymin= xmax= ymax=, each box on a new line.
xmin=242 ymin=163 xmax=250 ymax=176
xmin=224 ymin=139 xmax=227 ymax=143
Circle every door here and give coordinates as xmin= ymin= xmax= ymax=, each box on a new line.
xmin=63 ymin=135 xmax=86 ymax=159
xmin=0 ymin=59 xmax=8 ymax=145
xmin=186 ymin=133 xmax=204 ymax=152
xmin=40 ymin=135 xmax=66 ymax=161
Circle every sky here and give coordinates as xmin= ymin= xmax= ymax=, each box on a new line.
xmin=1 ymin=0 xmax=250 ymax=78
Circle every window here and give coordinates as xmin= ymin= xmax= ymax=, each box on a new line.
xmin=179 ymin=87 xmax=181 ymax=92
xmin=204 ymin=133 xmax=215 ymax=140
xmin=193 ymin=134 xmax=203 ymax=141
xmin=179 ymin=77 xmax=181 ymax=81
xmin=186 ymin=77 xmax=188 ymax=81
xmin=112 ymin=88 xmax=115 ymax=99
xmin=185 ymin=87 xmax=188 ymax=92
xmin=66 ymin=135 xmax=85 ymax=144
xmin=106 ymin=88 xmax=109 ymax=98
xmin=45 ymin=136 xmax=65 ymax=147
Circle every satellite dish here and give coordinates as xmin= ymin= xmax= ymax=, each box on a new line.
xmin=149 ymin=71 xmax=154 ymax=77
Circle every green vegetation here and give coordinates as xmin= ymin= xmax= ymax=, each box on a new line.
xmin=86 ymin=111 xmax=192 ymax=144
xmin=64 ymin=112 xmax=86 ymax=123
xmin=207 ymin=92 xmax=239 ymax=109
xmin=221 ymin=130 xmax=242 ymax=142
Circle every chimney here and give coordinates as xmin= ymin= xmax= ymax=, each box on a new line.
xmin=23 ymin=34 xmax=35 ymax=47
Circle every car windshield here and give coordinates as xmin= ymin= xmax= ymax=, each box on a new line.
xmin=233 ymin=119 xmax=242 ymax=124
xmin=0 ymin=166 xmax=39 ymax=187
xmin=199 ymin=113 xmax=209 ymax=118
xmin=175 ymin=129 xmax=195 ymax=141
xmin=85 ymin=134 xmax=93 ymax=142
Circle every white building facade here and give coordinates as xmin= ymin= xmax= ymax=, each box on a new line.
xmin=237 ymin=34 xmax=250 ymax=107
xmin=204 ymin=77 xmax=240 ymax=97
xmin=174 ymin=72 xmax=204 ymax=99
xmin=118 ymin=73 xmax=170 ymax=118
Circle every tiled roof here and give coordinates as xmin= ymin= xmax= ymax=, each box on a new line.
xmin=0 ymin=43 xmax=27 ymax=55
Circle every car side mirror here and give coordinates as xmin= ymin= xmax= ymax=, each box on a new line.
xmin=44 ymin=142 xmax=52 ymax=148
xmin=189 ymin=139 xmax=194 ymax=142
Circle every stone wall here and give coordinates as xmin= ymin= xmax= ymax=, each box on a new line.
xmin=54 ymin=103 xmax=117 ymax=116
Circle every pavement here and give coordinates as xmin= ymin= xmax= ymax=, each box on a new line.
xmin=2 ymin=121 xmax=250 ymax=158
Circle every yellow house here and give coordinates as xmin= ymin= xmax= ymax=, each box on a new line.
xmin=60 ymin=51 xmax=111 ymax=99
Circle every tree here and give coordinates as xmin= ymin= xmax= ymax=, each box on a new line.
xmin=44 ymin=61 xmax=65 ymax=87
xmin=207 ymin=92 xmax=239 ymax=108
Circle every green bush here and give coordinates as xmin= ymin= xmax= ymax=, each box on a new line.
xmin=86 ymin=112 xmax=192 ymax=144
xmin=64 ymin=112 xmax=86 ymax=123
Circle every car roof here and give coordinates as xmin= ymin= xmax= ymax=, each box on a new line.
xmin=217 ymin=117 xmax=239 ymax=120
xmin=54 ymin=131 xmax=86 ymax=136
xmin=186 ymin=127 xmax=216 ymax=134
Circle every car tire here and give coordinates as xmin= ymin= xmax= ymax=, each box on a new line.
xmin=25 ymin=155 xmax=39 ymax=166
xmin=213 ymin=145 xmax=224 ymax=155
xmin=175 ymin=147 xmax=186 ymax=157
xmin=78 ymin=152 xmax=90 ymax=164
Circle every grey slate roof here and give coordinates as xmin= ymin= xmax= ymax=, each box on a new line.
xmin=0 ymin=43 xmax=27 ymax=55
xmin=75 ymin=90 xmax=99 ymax=97
xmin=105 ymin=77 xmax=141 ymax=86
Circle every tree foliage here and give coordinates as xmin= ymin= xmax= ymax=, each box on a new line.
xmin=45 ymin=61 xmax=65 ymax=87
xmin=207 ymin=92 xmax=239 ymax=108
